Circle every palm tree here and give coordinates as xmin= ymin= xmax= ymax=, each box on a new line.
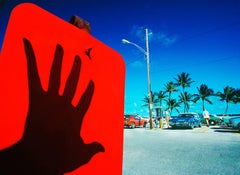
xmin=142 ymin=92 xmax=158 ymax=107
xmin=234 ymin=88 xmax=240 ymax=103
xmin=193 ymin=84 xmax=214 ymax=111
xmin=216 ymin=86 xmax=236 ymax=114
xmin=174 ymin=72 xmax=195 ymax=91
xmin=179 ymin=91 xmax=194 ymax=113
xmin=154 ymin=91 xmax=167 ymax=118
xmin=166 ymin=99 xmax=180 ymax=115
xmin=174 ymin=72 xmax=195 ymax=112
xmin=164 ymin=81 xmax=178 ymax=100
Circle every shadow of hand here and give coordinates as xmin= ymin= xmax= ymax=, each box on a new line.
xmin=0 ymin=38 xmax=104 ymax=175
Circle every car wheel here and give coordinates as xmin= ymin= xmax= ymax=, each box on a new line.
xmin=131 ymin=122 xmax=135 ymax=129
xmin=209 ymin=120 xmax=215 ymax=125
xmin=199 ymin=122 xmax=202 ymax=128
xmin=190 ymin=123 xmax=194 ymax=129
xmin=143 ymin=122 xmax=147 ymax=128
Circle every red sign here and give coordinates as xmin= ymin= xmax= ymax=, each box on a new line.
xmin=0 ymin=3 xmax=125 ymax=175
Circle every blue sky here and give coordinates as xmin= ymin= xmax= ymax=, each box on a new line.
xmin=1 ymin=0 xmax=240 ymax=116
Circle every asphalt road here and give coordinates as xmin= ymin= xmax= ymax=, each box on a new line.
xmin=123 ymin=126 xmax=240 ymax=175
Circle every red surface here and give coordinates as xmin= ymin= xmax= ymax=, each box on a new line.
xmin=0 ymin=3 xmax=125 ymax=174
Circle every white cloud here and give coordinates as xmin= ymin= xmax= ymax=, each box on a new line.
xmin=130 ymin=25 xmax=178 ymax=47
xmin=133 ymin=102 xmax=138 ymax=107
xmin=130 ymin=25 xmax=145 ymax=39
xmin=130 ymin=60 xmax=144 ymax=68
xmin=155 ymin=32 xmax=178 ymax=47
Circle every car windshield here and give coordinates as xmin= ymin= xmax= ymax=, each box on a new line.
xmin=124 ymin=115 xmax=130 ymax=119
xmin=178 ymin=114 xmax=193 ymax=118
xmin=124 ymin=115 xmax=138 ymax=119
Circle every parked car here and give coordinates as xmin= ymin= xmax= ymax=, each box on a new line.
xmin=169 ymin=113 xmax=202 ymax=129
xmin=229 ymin=117 xmax=240 ymax=131
xmin=124 ymin=114 xmax=149 ymax=128
xmin=222 ymin=115 xmax=235 ymax=126
xmin=201 ymin=114 xmax=222 ymax=125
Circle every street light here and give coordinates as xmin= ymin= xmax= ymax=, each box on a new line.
xmin=122 ymin=28 xmax=153 ymax=129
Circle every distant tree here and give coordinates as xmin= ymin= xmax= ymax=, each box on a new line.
xmin=234 ymin=88 xmax=240 ymax=103
xmin=216 ymin=86 xmax=236 ymax=114
xmin=174 ymin=72 xmax=195 ymax=113
xmin=164 ymin=81 xmax=178 ymax=100
xmin=142 ymin=92 xmax=158 ymax=107
xmin=178 ymin=91 xmax=194 ymax=113
xmin=166 ymin=99 xmax=180 ymax=115
xmin=193 ymin=84 xmax=214 ymax=111
xmin=174 ymin=72 xmax=195 ymax=90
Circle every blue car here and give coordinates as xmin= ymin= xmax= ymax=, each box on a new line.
xmin=169 ymin=113 xmax=202 ymax=129
xmin=229 ymin=117 xmax=240 ymax=131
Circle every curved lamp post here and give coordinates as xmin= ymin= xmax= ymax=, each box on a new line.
xmin=122 ymin=28 xmax=153 ymax=129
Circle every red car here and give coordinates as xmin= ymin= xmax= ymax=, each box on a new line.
xmin=124 ymin=114 xmax=149 ymax=128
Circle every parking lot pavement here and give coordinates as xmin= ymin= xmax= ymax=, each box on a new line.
xmin=192 ymin=126 xmax=211 ymax=132
xmin=148 ymin=125 xmax=240 ymax=134
xmin=123 ymin=126 xmax=240 ymax=175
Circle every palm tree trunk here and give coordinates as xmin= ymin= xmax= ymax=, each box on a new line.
xmin=202 ymin=100 xmax=205 ymax=111
xmin=225 ymin=102 xmax=229 ymax=114
xmin=160 ymin=101 xmax=163 ymax=119
xmin=183 ymin=89 xmax=186 ymax=113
